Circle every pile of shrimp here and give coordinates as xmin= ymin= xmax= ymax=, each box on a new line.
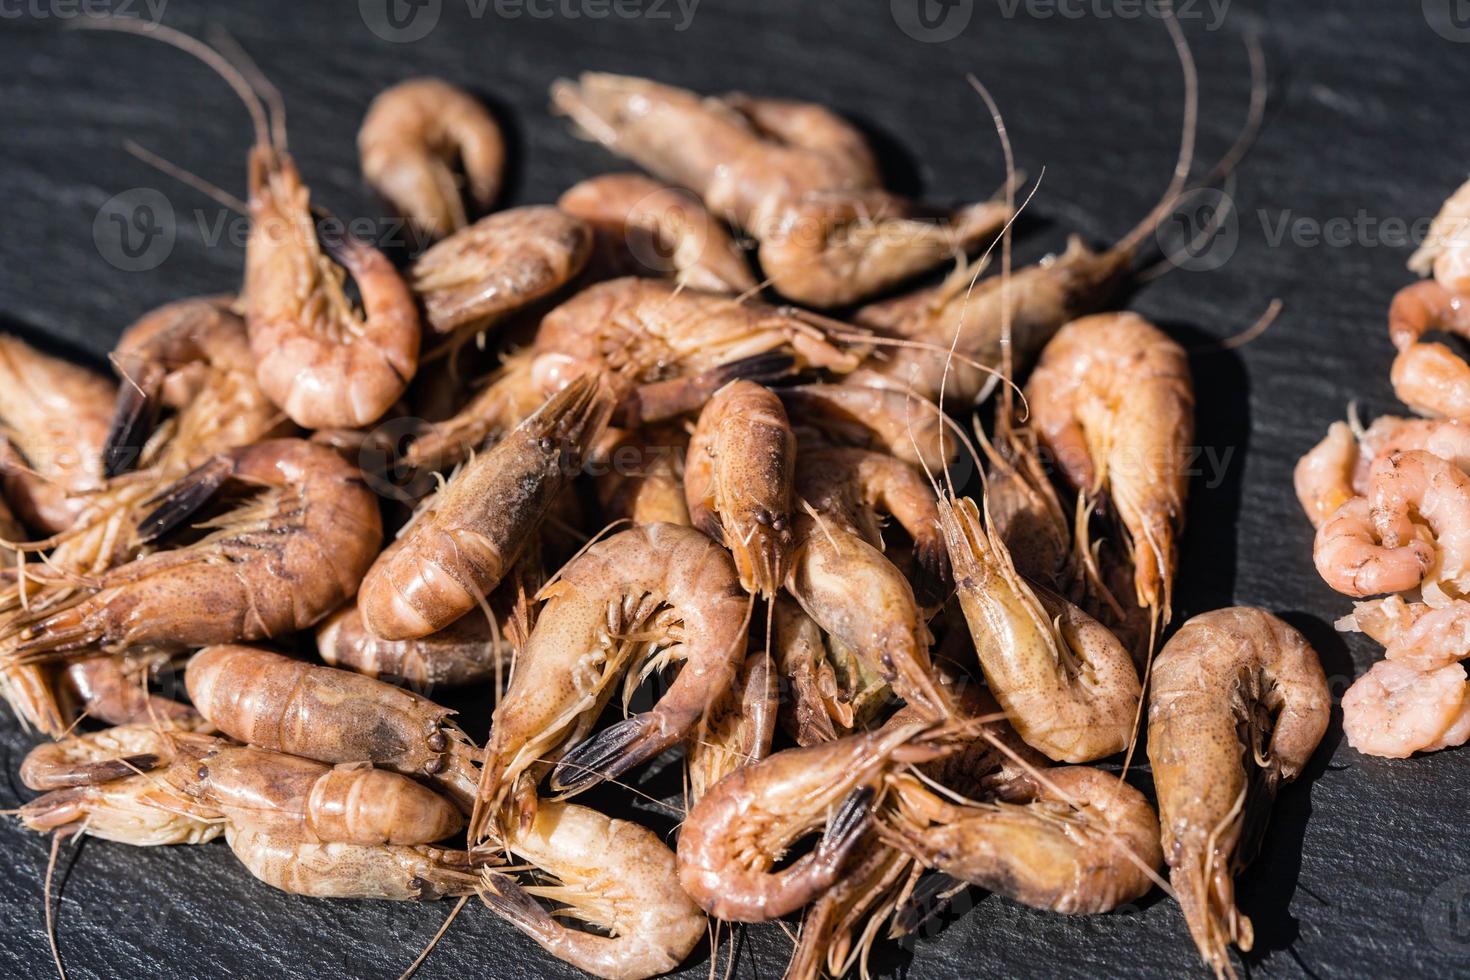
xmin=1299 ymin=176 xmax=1470 ymax=760
xmin=0 ymin=14 xmax=1333 ymax=980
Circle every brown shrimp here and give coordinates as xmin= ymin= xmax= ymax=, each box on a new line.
xmin=529 ymin=276 xmax=859 ymax=423
xmin=542 ymin=523 xmax=751 ymax=798
xmin=778 ymin=382 xmax=954 ymax=471
xmin=59 ymin=653 xmax=203 ymax=731
xmin=20 ymin=722 xmax=180 ymax=791
xmin=882 ymin=766 xmax=1161 ymax=915
xmin=1 ymin=439 xmax=381 ymax=657
xmin=1387 ymin=279 xmax=1470 ymax=419
xmin=478 ymin=799 xmax=706 ymax=980
xmin=1147 ymin=607 xmax=1329 ymax=980
xmin=411 ymin=206 xmax=592 ymax=337
xmin=675 ymin=720 xmax=948 ymax=922
xmin=771 ymin=595 xmax=891 ymax=746
xmin=686 ymin=652 xmax=777 ymax=804
xmin=593 ymin=423 xmax=691 ymax=527
xmin=227 ymin=827 xmax=478 ymax=900
xmin=558 ymin=172 xmax=756 ymax=293
xmin=102 ymin=295 xmax=285 ymax=479
xmin=794 ymin=444 xmax=950 ymax=606
xmin=20 ymin=771 xmax=220 ymax=847
xmin=185 ymin=644 xmax=482 ymax=811
xmin=358 ymin=375 xmax=610 ymax=641
xmin=937 ymin=494 xmax=1140 ymax=762
xmin=1026 ymin=312 xmax=1194 ymax=625
xmin=359 ymin=77 xmax=505 ymax=240
xmin=684 ymin=380 xmax=795 ymax=596
xmin=316 ymin=598 xmax=517 ymax=694
xmin=0 ymin=333 xmax=114 ymax=534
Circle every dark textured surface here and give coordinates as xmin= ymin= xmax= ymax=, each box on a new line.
xmin=1 ymin=1 xmax=1468 ymax=977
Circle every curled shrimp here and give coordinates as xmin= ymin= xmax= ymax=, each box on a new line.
xmin=1409 ymin=176 xmax=1470 ymax=292
xmin=880 ymin=765 xmax=1162 ymax=915
xmin=558 ymin=172 xmax=756 ymax=293
xmin=185 ymin=644 xmax=483 ymax=811
xmin=359 ymin=77 xmax=505 ymax=240
xmin=593 ymin=423 xmax=691 ymax=527
xmin=1147 ymin=607 xmax=1329 ymax=980
xmin=1386 ymin=279 xmax=1470 ymax=419
xmin=358 ymin=375 xmax=610 ymax=640
xmin=686 ymin=651 xmax=777 ymax=803
xmin=1 ymin=439 xmax=381 ymax=657
xmin=1294 ymin=421 xmax=1359 ymax=529
xmin=1341 ymin=659 xmax=1470 ymax=758
xmin=937 ymin=494 xmax=1140 ymax=762
xmin=685 ymin=380 xmax=795 ymax=596
xmin=227 ymin=828 xmax=478 ymax=900
xmin=59 ymin=653 xmax=203 ymax=731
xmin=1361 ymin=414 xmax=1470 ymax=476
xmin=1312 ymin=497 xmax=1429 ymax=597
xmin=1026 ymin=312 xmax=1194 ymax=624
xmin=543 ymin=522 xmax=750 ymax=798
xmin=779 ymin=382 xmax=954 ymax=471
xmin=0 ymin=333 xmax=115 ymax=533
xmin=20 ymin=722 xmax=180 ymax=791
xmin=411 ymin=206 xmax=592 ymax=337
xmin=478 ymin=799 xmax=705 ymax=980
xmin=102 ymin=295 xmax=285 ymax=479
xmin=675 ymin=720 xmax=947 ymax=922
xmin=316 ymin=600 xmax=515 ymax=693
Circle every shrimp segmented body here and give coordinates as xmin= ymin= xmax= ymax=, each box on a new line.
xmin=881 ymin=766 xmax=1162 ymax=915
xmin=1341 ymin=659 xmax=1470 ymax=758
xmin=60 ymin=653 xmax=203 ymax=730
xmin=685 ymin=380 xmax=795 ymax=596
xmin=1294 ymin=421 xmax=1360 ymax=529
xmin=412 ymin=207 xmax=592 ymax=336
xmin=2 ymin=439 xmax=381 ymax=657
xmin=316 ymin=601 xmax=515 ymax=692
xmin=185 ymin=644 xmax=483 ymax=811
xmin=1386 ymin=280 xmax=1470 ymax=419
xmin=686 ymin=652 xmax=777 ymax=803
xmin=544 ymin=523 xmax=750 ymax=797
xmin=1147 ymin=607 xmax=1329 ymax=979
xmin=938 ymin=495 xmax=1140 ymax=762
xmin=772 ymin=596 xmax=891 ymax=745
xmin=478 ymin=800 xmax=706 ymax=980
xmin=1026 ymin=312 xmax=1194 ymax=623
xmin=359 ymin=376 xmax=610 ymax=640
xmin=1409 ymin=176 xmax=1470 ymax=292
xmin=359 ymin=77 xmax=505 ymax=240
xmin=228 ymin=827 xmax=477 ymax=900
xmin=558 ymin=172 xmax=755 ymax=293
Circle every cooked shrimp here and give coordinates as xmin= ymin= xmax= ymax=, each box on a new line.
xmin=1294 ymin=421 xmax=1359 ymax=529
xmin=938 ymin=495 xmax=1140 ymax=762
xmin=60 ymin=653 xmax=203 ymax=730
xmin=1371 ymin=600 xmax=1470 ymax=670
xmin=359 ymin=77 xmax=505 ymax=240
xmin=186 ymin=644 xmax=483 ymax=811
xmin=685 ymin=380 xmax=795 ymax=596
xmin=686 ymin=652 xmax=777 ymax=803
xmin=676 ymin=720 xmax=947 ymax=922
xmin=1312 ymin=497 xmax=1430 ymax=597
xmin=228 ymin=827 xmax=478 ymax=899
xmin=1386 ymin=279 xmax=1470 ymax=418
xmin=1 ymin=439 xmax=381 ymax=656
xmin=881 ymin=766 xmax=1161 ymax=914
xmin=1336 ymin=593 xmax=1429 ymax=647
xmin=1026 ymin=312 xmax=1194 ymax=624
xmin=1148 ymin=607 xmax=1329 ymax=980
xmin=543 ymin=523 xmax=750 ymax=797
xmin=794 ymin=445 xmax=949 ymax=605
xmin=20 ymin=722 xmax=180 ymax=791
xmin=1341 ymin=659 xmax=1470 ymax=758
xmin=0 ymin=333 xmax=114 ymax=533
xmin=984 ymin=419 xmax=1074 ymax=590
xmin=558 ymin=172 xmax=755 ymax=293
xmin=358 ymin=376 xmax=610 ymax=640
xmin=593 ymin=423 xmax=691 ymax=527
xmin=1373 ymin=450 xmax=1470 ymax=598
xmin=779 ymin=382 xmax=954 ymax=472
xmin=316 ymin=600 xmax=515 ymax=693
xmin=403 ymin=347 xmax=547 ymax=474
xmin=1409 ymin=176 xmax=1470 ymax=292
xmin=783 ymin=834 xmax=915 ymax=980
xmin=412 ymin=206 xmax=592 ymax=336
xmin=20 ymin=772 xmax=220 ymax=847
xmin=771 ymin=596 xmax=891 ymax=746
xmin=1360 ymin=414 xmax=1470 ymax=476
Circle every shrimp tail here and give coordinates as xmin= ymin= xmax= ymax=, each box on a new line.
xmin=476 ymin=869 xmax=559 ymax=940
xmin=102 ymin=362 xmax=163 ymax=478
xmin=816 ymin=785 xmax=875 ymax=870
xmin=546 ymin=713 xmax=667 ymax=796
xmin=34 ymin=754 xmax=163 ymax=789
xmin=135 ymin=455 xmax=235 ymax=544
xmin=1171 ymin=844 xmax=1251 ymax=980
xmin=616 ymin=352 xmax=795 ymax=426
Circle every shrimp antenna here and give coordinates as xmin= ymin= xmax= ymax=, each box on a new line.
xmin=123 ymin=141 xmax=249 ymax=216
xmin=69 ymin=18 xmax=272 ymax=153
xmin=1113 ymin=0 xmax=1199 ymax=258
xmin=207 ymin=27 xmax=288 ymax=154
xmin=397 ymin=894 xmax=469 ymax=980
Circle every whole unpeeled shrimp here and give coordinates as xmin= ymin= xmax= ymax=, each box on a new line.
xmin=881 ymin=766 xmax=1162 ymax=914
xmin=558 ymin=172 xmax=755 ymax=293
xmin=675 ymin=720 xmax=947 ymax=922
xmin=1386 ymin=279 xmax=1470 ymax=419
xmin=1147 ymin=607 xmax=1329 ymax=979
xmin=227 ymin=827 xmax=478 ymax=899
xmin=60 ymin=653 xmax=203 ymax=730
xmin=779 ymin=382 xmax=954 ymax=471
xmin=685 ymin=380 xmax=795 ymax=595
xmin=543 ymin=523 xmax=750 ymax=797
xmin=358 ymin=376 xmax=609 ymax=640
xmin=478 ymin=799 xmax=706 ymax=980
xmin=1 ymin=439 xmax=381 ymax=656
xmin=359 ymin=77 xmax=505 ymax=240
xmin=185 ymin=644 xmax=482 ymax=810
xmin=0 ymin=333 xmax=114 ymax=533
xmin=316 ymin=601 xmax=515 ymax=692
xmin=1341 ymin=659 xmax=1470 ymax=758
xmin=938 ymin=494 xmax=1140 ymax=762
xmin=20 ymin=722 xmax=180 ymax=791
xmin=411 ymin=206 xmax=592 ymax=336
xmin=1026 ymin=312 xmax=1194 ymax=622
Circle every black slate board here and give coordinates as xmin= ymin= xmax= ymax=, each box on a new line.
xmin=2 ymin=1 xmax=1469 ymax=977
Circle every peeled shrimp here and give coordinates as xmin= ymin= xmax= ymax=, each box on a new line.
xmin=478 ymin=800 xmax=704 ymax=980
xmin=358 ymin=376 xmax=609 ymax=640
xmin=1026 ymin=312 xmax=1194 ymax=623
xmin=938 ymin=494 xmax=1140 ymax=762
xmin=1342 ymin=659 xmax=1470 ymax=758
xmin=1294 ymin=421 xmax=1359 ymax=529
xmin=1409 ymin=176 xmax=1470 ymax=292
xmin=685 ymin=380 xmax=795 ymax=596
xmin=558 ymin=172 xmax=755 ymax=293
xmin=411 ymin=206 xmax=592 ymax=336
xmin=1387 ymin=279 xmax=1470 ymax=419
xmin=359 ymin=77 xmax=505 ymax=240
xmin=1148 ymin=607 xmax=1329 ymax=979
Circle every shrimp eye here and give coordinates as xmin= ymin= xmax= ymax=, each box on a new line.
xmin=423 ymin=757 xmax=445 ymax=775
xmin=196 ymin=766 xmax=209 ymax=780
xmin=753 ymin=509 xmax=771 ymax=526
xmin=538 ymin=436 xmax=556 ymax=453
xmin=427 ymin=731 xmax=447 ymax=751
xmin=770 ymin=515 xmax=788 ymax=532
